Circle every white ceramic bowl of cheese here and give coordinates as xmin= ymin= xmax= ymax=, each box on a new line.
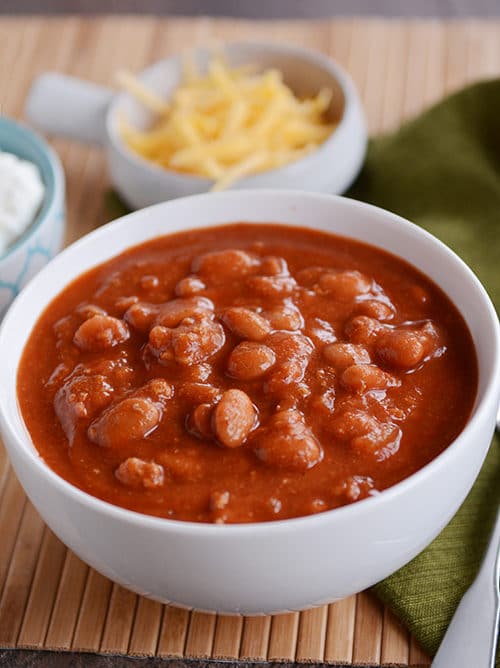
xmin=25 ymin=42 xmax=366 ymax=210
xmin=0 ymin=117 xmax=65 ymax=319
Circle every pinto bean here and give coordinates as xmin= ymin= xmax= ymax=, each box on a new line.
xmin=341 ymin=364 xmax=399 ymax=393
xmin=54 ymin=372 xmax=114 ymax=442
xmin=331 ymin=410 xmax=401 ymax=457
xmin=149 ymin=314 xmax=225 ymax=366
xmin=309 ymin=388 xmax=336 ymax=421
xmin=295 ymin=266 xmax=325 ymax=287
xmin=114 ymin=296 xmax=139 ymax=313
xmin=53 ymin=358 xmax=135 ymax=443
xmin=375 ymin=323 xmax=440 ymax=370
xmin=53 ymin=359 xmax=135 ymax=444
xmin=178 ymin=383 xmax=222 ymax=405
xmin=87 ymin=378 xmax=173 ymax=448
xmin=246 ymin=275 xmax=297 ymax=298
xmin=74 ymin=303 xmax=107 ymax=319
xmin=304 ymin=317 xmax=337 ymax=344
xmin=356 ymin=299 xmax=394 ymax=321
xmin=91 ymin=358 xmax=136 ymax=386
xmin=115 ymin=457 xmax=164 ymax=489
xmin=318 ymin=270 xmax=371 ymax=301
xmin=183 ymin=363 xmax=213 ymax=382
xmin=352 ymin=422 xmax=401 ymax=457
xmin=254 ymin=409 xmax=322 ymax=471
xmin=268 ymin=331 xmax=314 ymax=363
xmin=73 ymin=315 xmax=129 ymax=352
xmin=175 ymin=276 xmax=206 ymax=297
xmin=88 ymin=397 xmax=162 ymax=447
xmin=331 ymin=410 xmax=378 ymax=441
xmin=149 ymin=326 xmax=173 ymax=360
xmin=187 ymin=403 xmax=214 ymax=439
xmin=323 ymin=342 xmax=371 ymax=368
xmin=264 ymin=303 xmax=303 ymax=331
xmin=173 ymin=316 xmax=225 ymax=366
xmin=155 ymin=296 xmax=214 ymax=328
xmin=192 ymin=249 xmax=258 ymax=280
xmin=265 ymin=360 xmax=305 ymax=394
xmin=344 ymin=315 xmax=386 ymax=345
xmin=260 ymin=256 xmax=289 ymax=276
xmin=221 ymin=307 xmax=271 ymax=341
xmin=124 ymin=302 xmax=160 ymax=333
xmin=213 ymin=389 xmax=257 ymax=448
xmin=376 ymin=330 xmax=424 ymax=369
xmin=227 ymin=342 xmax=276 ymax=380
xmin=264 ymin=332 xmax=313 ymax=394
xmin=144 ymin=378 xmax=175 ymax=403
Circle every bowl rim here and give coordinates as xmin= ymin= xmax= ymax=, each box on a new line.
xmin=1 ymin=190 xmax=499 ymax=536
xmin=0 ymin=116 xmax=64 ymax=261
xmin=106 ymin=40 xmax=365 ymax=188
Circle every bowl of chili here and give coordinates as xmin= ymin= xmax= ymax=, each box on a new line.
xmin=0 ymin=190 xmax=499 ymax=613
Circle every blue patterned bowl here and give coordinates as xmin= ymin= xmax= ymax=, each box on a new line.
xmin=0 ymin=117 xmax=65 ymax=319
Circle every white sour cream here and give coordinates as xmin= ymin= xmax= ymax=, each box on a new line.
xmin=0 ymin=151 xmax=45 ymax=255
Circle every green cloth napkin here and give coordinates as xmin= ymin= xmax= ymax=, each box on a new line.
xmin=106 ymin=79 xmax=500 ymax=660
xmin=347 ymin=79 xmax=500 ymax=660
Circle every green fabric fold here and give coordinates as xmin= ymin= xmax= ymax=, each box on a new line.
xmin=348 ymin=79 xmax=500 ymax=660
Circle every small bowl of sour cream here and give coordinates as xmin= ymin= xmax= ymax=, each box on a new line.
xmin=0 ymin=117 xmax=65 ymax=319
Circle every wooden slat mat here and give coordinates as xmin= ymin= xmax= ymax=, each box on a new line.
xmin=1 ymin=15 xmax=499 ymax=666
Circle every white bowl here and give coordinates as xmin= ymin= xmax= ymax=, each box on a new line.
xmin=0 ymin=117 xmax=65 ymax=319
xmin=1 ymin=191 xmax=499 ymax=614
xmin=25 ymin=43 xmax=367 ymax=210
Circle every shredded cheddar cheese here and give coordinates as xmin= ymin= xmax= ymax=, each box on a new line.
xmin=118 ymin=54 xmax=336 ymax=191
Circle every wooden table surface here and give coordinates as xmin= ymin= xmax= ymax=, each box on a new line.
xmin=1 ymin=15 xmax=500 ymax=667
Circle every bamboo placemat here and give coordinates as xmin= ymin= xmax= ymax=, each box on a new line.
xmin=1 ymin=15 xmax=499 ymax=666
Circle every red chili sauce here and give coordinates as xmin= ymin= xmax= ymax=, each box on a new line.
xmin=17 ymin=224 xmax=478 ymax=523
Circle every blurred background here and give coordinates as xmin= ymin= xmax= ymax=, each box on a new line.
xmin=1 ymin=0 xmax=499 ymax=16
